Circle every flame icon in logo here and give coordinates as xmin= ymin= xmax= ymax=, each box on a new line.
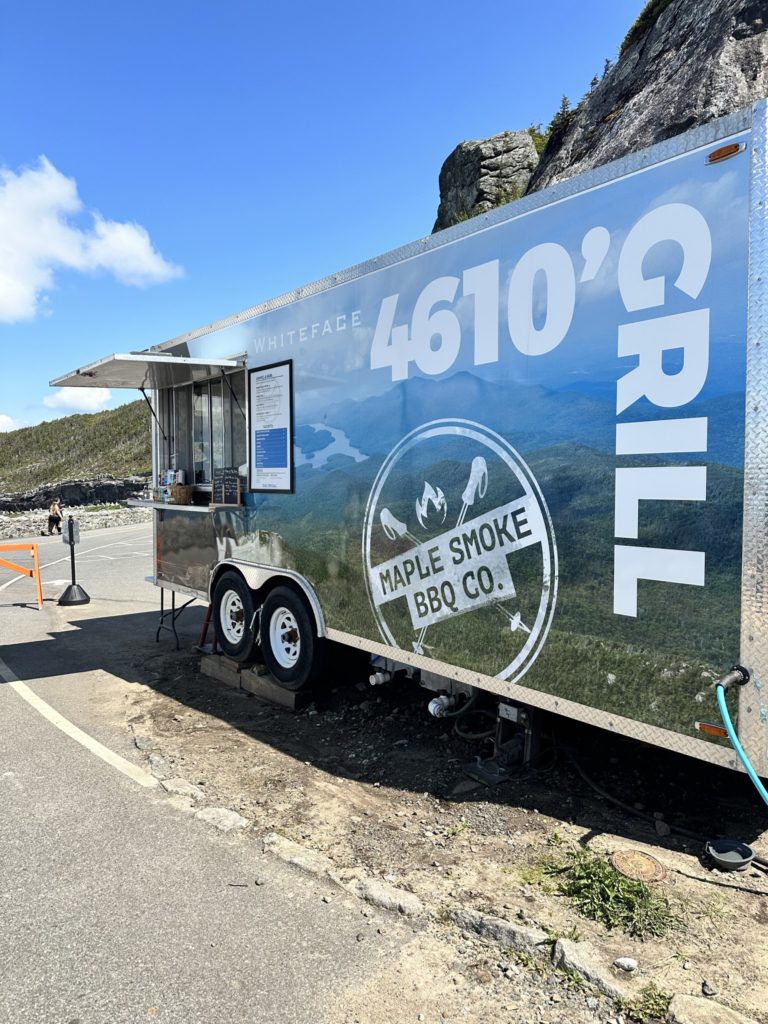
xmin=415 ymin=482 xmax=447 ymax=529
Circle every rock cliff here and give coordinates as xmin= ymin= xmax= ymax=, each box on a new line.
xmin=432 ymin=131 xmax=539 ymax=233
xmin=0 ymin=476 xmax=147 ymax=512
xmin=433 ymin=0 xmax=768 ymax=229
xmin=530 ymin=0 xmax=768 ymax=191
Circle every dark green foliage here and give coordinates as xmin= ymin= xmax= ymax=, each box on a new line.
xmin=620 ymin=0 xmax=674 ymax=56
xmin=0 ymin=400 xmax=151 ymax=492
xmin=547 ymin=848 xmax=682 ymax=939
xmin=526 ymin=123 xmax=550 ymax=155
xmin=451 ymin=185 xmax=524 ymax=226
xmin=548 ymin=95 xmax=577 ymax=136
xmin=489 ymin=184 xmax=523 ymax=209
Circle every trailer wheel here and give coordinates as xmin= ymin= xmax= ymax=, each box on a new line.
xmin=212 ymin=571 xmax=257 ymax=663
xmin=260 ymin=585 xmax=324 ymax=691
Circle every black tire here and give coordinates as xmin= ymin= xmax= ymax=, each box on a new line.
xmin=212 ymin=571 xmax=257 ymax=663
xmin=260 ymin=585 xmax=325 ymax=691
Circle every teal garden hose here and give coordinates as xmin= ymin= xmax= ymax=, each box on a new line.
xmin=714 ymin=666 xmax=768 ymax=809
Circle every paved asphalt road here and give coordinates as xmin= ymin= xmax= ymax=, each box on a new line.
xmin=0 ymin=524 xmax=412 ymax=1024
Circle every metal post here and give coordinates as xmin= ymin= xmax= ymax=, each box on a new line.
xmin=58 ymin=517 xmax=90 ymax=606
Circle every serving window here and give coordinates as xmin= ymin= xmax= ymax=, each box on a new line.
xmin=157 ymin=370 xmax=247 ymax=487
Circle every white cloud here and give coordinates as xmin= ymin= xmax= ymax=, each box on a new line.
xmin=0 ymin=413 xmax=21 ymax=432
xmin=43 ymin=387 xmax=112 ymax=413
xmin=0 ymin=156 xmax=183 ymax=322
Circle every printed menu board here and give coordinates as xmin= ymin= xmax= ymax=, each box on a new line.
xmin=249 ymin=360 xmax=293 ymax=492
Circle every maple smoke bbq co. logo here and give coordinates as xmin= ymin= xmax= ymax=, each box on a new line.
xmin=362 ymin=420 xmax=558 ymax=683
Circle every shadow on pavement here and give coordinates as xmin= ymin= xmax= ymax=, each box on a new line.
xmin=1 ymin=604 xmax=766 ymax=852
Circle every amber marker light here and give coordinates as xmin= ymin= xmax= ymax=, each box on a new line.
xmin=706 ymin=143 xmax=745 ymax=164
xmin=695 ymin=720 xmax=729 ymax=738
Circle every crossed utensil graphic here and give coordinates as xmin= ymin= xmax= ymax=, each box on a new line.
xmin=378 ymin=455 xmax=530 ymax=654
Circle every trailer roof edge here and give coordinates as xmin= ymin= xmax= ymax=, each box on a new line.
xmin=144 ymin=103 xmax=759 ymax=356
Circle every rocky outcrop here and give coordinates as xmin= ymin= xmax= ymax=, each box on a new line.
xmin=432 ymin=131 xmax=539 ymax=232
xmin=529 ymin=0 xmax=768 ymax=191
xmin=432 ymin=0 xmax=768 ymax=228
xmin=0 ymin=476 xmax=148 ymax=512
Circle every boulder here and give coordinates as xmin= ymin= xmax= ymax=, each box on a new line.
xmin=432 ymin=130 xmax=539 ymax=232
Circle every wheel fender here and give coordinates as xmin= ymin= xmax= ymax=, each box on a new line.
xmin=208 ymin=560 xmax=326 ymax=637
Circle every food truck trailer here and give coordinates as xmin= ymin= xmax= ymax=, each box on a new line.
xmin=52 ymin=101 xmax=768 ymax=777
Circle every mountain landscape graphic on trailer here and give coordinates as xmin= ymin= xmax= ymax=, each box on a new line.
xmin=188 ymin=133 xmax=750 ymax=743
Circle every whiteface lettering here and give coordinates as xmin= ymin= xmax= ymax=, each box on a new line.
xmin=255 ymin=310 xmax=362 ymax=353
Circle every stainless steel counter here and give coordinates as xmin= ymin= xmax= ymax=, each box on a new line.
xmin=128 ymin=499 xmax=211 ymax=513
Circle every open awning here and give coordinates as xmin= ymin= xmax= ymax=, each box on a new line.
xmin=50 ymin=352 xmax=246 ymax=390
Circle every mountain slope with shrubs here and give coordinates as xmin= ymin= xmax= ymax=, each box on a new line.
xmin=0 ymin=400 xmax=151 ymax=495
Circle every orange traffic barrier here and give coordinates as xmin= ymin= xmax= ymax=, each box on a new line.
xmin=0 ymin=543 xmax=44 ymax=609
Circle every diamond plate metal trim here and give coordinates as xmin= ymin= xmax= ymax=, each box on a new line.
xmin=327 ymin=628 xmax=740 ymax=771
xmin=740 ymin=99 xmax=768 ymax=777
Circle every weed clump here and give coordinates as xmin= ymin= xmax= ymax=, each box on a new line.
xmin=620 ymin=982 xmax=673 ymax=1022
xmin=545 ymin=848 xmax=681 ymax=939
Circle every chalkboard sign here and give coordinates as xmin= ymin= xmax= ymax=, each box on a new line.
xmin=212 ymin=467 xmax=241 ymax=506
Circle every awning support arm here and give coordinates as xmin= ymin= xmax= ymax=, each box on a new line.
xmin=222 ymin=372 xmax=245 ymax=419
xmin=139 ymin=387 xmax=169 ymax=444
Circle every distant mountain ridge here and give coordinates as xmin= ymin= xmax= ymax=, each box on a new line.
xmin=0 ymin=400 xmax=151 ymax=499
xmin=313 ymin=371 xmax=744 ymax=468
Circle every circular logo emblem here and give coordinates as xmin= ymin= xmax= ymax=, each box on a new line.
xmin=362 ymin=419 xmax=558 ymax=684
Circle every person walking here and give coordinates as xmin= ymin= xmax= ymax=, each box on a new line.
xmin=47 ymin=498 xmax=63 ymax=535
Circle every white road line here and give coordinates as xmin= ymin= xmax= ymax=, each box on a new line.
xmin=0 ymin=656 xmax=158 ymax=789
xmin=0 ymin=535 xmax=150 ymax=594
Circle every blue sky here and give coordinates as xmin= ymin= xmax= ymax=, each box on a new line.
xmin=0 ymin=0 xmax=644 ymax=431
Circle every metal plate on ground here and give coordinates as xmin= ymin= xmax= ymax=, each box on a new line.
xmin=611 ymin=849 xmax=666 ymax=883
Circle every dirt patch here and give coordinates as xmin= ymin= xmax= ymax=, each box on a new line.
xmin=325 ymin=928 xmax=619 ymax=1024
xmin=123 ymin=643 xmax=768 ymax=1024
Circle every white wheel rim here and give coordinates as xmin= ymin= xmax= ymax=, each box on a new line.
xmin=269 ymin=607 xmax=300 ymax=668
xmin=220 ymin=591 xmax=245 ymax=645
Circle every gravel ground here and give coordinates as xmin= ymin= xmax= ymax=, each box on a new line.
xmin=121 ymin=644 xmax=768 ymax=1024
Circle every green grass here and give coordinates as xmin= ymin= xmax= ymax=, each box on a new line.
xmin=514 ymin=950 xmax=545 ymax=974
xmin=544 ymin=848 xmax=682 ymax=939
xmin=544 ymin=923 xmax=583 ymax=943
xmin=557 ymin=965 xmax=590 ymax=991
xmin=619 ymin=983 xmax=673 ymax=1022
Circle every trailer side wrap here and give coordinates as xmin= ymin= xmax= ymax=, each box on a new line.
xmin=59 ymin=105 xmax=768 ymax=772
